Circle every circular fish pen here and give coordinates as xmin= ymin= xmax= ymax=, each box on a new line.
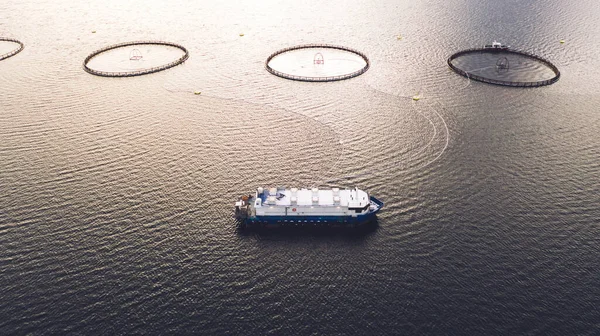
xmin=448 ymin=46 xmax=560 ymax=87
xmin=0 ymin=38 xmax=24 ymax=61
xmin=83 ymin=41 xmax=189 ymax=77
xmin=266 ymin=44 xmax=370 ymax=82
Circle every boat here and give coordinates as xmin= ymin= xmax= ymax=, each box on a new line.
xmin=235 ymin=187 xmax=384 ymax=228
xmin=484 ymin=41 xmax=509 ymax=49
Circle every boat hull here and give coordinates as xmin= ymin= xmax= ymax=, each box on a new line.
xmin=239 ymin=196 xmax=383 ymax=228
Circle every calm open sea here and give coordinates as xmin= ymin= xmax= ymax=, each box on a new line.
xmin=1 ymin=0 xmax=599 ymax=334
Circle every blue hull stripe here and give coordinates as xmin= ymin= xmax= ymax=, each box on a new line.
xmin=240 ymin=196 xmax=384 ymax=227
xmin=248 ymin=213 xmax=377 ymax=224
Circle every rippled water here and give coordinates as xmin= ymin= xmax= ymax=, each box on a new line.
xmin=1 ymin=0 xmax=599 ymax=334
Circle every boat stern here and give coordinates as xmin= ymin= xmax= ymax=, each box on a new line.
xmin=234 ymin=195 xmax=253 ymax=220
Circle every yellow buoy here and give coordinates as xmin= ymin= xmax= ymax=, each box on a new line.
xmin=559 ymin=39 xmax=565 ymax=44
xmin=92 ymin=31 xmax=96 ymax=33
xmin=412 ymin=95 xmax=420 ymax=101
xmin=239 ymin=33 xmax=244 ymax=37
xmin=396 ymin=35 xmax=402 ymax=40
xmin=194 ymin=91 xmax=201 ymax=95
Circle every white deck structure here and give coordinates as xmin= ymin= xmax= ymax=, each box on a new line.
xmin=251 ymin=187 xmax=372 ymax=217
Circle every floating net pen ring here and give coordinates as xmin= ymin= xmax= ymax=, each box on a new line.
xmin=447 ymin=47 xmax=560 ymax=87
xmin=265 ymin=44 xmax=370 ymax=82
xmin=0 ymin=38 xmax=25 ymax=61
xmin=83 ymin=41 xmax=189 ymax=77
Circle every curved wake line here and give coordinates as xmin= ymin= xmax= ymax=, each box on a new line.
xmin=408 ymin=99 xmax=438 ymax=160
xmin=361 ymin=81 xmax=450 ymax=171
xmin=160 ymin=89 xmax=346 ymax=190
xmin=417 ymin=100 xmax=449 ymax=169
xmin=163 ymin=75 xmax=449 ymax=189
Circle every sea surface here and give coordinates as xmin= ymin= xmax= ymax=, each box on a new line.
xmin=1 ymin=0 xmax=599 ymax=335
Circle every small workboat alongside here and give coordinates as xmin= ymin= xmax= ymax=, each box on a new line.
xmin=484 ymin=41 xmax=509 ymax=49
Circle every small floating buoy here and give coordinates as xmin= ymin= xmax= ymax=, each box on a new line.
xmin=239 ymin=33 xmax=244 ymax=37
xmin=559 ymin=39 xmax=565 ymax=44
xmin=194 ymin=91 xmax=201 ymax=95
xmin=412 ymin=96 xmax=420 ymax=101
xmin=92 ymin=31 xmax=96 ymax=33
xmin=396 ymin=35 xmax=402 ymax=40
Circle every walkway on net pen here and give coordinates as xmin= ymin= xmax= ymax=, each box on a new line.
xmin=83 ymin=41 xmax=189 ymax=77
xmin=0 ymin=38 xmax=25 ymax=61
xmin=447 ymin=47 xmax=560 ymax=87
xmin=265 ymin=44 xmax=370 ymax=82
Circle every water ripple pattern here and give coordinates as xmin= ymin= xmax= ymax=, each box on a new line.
xmin=1 ymin=0 xmax=600 ymax=335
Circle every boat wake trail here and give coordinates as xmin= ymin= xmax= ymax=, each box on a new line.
xmin=161 ymin=91 xmax=346 ymax=192
xmin=408 ymin=98 xmax=438 ymax=160
xmin=365 ymin=80 xmax=450 ymax=171
xmin=390 ymin=96 xmax=449 ymax=172
xmin=318 ymin=95 xmax=450 ymax=189
xmin=415 ymin=100 xmax=449 ymax=169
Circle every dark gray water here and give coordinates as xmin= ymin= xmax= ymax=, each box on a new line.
xmin=1 ymin=0 xmax=599 ymax=334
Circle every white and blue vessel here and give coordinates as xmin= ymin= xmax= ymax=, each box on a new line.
xmin=484 ymin=41 xmax=509 ymax=49
xmin=235 ymin=187 xmax=383 ymax=227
